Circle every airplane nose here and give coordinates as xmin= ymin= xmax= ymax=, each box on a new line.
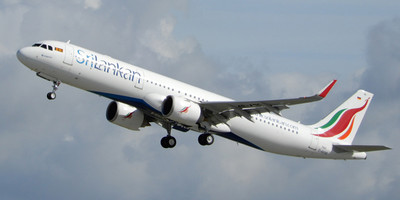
xmin=16 ymin=47 xmax=34 ymax=65
xmin=17 ymin=47 xmax=27 ymax=63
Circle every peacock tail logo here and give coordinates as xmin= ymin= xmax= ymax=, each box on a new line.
xmin=124 ymin=112 xmax=134 ymax=119
xmin=179 ymin=106 xmax=191 ymax=114
xmin=314 ymin=99 xmax=369 ymax=140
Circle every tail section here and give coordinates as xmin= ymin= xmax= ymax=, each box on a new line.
xmin=310 ymin=90 xmax=373 ymax=144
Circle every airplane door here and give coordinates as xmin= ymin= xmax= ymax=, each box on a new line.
xmin=134 ymin=69 xmax=144 ymax=89
xmin=63 ymin=45 xmax=74 ymax=65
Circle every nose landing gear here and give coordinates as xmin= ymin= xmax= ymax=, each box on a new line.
xmin=47 ymin=80 xmax=60 ymax=100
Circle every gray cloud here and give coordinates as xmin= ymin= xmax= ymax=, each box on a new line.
xmin=363 ymin=18 xmax=400 ymax=99
xmin=356 ymin=18 xmax=400 ymax=199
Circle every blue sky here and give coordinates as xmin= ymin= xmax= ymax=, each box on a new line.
xmin=0 ymin=0 xmax=399 ymax=199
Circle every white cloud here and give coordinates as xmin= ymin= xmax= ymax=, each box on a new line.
xmin=84 ymin=0 xmax=102 ymax=10
xmin=63 ymin=135 xmax=75 ymax=142
xmin=140 ymin=16 xmax=197 ymax=60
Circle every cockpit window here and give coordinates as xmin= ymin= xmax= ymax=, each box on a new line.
xmin=32 ymin=43 xmax=54 ymax=51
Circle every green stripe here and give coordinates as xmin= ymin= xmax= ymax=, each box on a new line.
xmin=319 ymin=109 xmax=346 ymax=129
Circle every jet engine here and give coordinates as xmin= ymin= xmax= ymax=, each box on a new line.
xmin=106 ymin=101 xmax=147 ymax=131
xmin=162 ymin=95 xmax=202 ymax=126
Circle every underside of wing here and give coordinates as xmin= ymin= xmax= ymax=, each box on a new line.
xmin=200 ymin=80 xmax=337 ymax=124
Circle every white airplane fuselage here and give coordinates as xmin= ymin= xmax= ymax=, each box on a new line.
xmin=17 ymin=40 xmax=381 ymax=160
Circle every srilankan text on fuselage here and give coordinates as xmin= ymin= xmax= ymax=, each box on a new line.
xmin=75 ymin=49 xmax=142 ymax=83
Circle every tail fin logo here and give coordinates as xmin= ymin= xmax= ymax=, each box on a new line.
xmin=314 ymin=99 xmax=369 ymax=140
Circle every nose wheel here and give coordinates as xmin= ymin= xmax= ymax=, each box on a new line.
xmin=47 ymin=92 xmax=56 ymax=100
xmin=47 ymin=80 xmax=60 ymax=100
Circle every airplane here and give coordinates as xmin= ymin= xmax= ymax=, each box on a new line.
xmin=16 ymin=40 xmax=390 ymax=160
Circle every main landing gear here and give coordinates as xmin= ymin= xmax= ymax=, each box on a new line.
xmin=198 ymin=133 xmax=214 ymax=146
xmin=47 ymin=80 xmax=60 ymax=100
xmin=160 ymin=133 xmax=214 ymax=148
xmin=160 ymin=123 xmax=214 ymax=148
xmin=161 ymin=135 xmax=176 ymax=148
xmin=160 ymin=123 xmax=176 ymax=148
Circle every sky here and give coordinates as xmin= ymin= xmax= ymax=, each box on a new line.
xmin=1 ymin=0 xmax=400 ymax=199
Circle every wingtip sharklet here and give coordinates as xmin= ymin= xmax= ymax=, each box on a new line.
xmin=318 ymin=80 xmax=337 ymax=98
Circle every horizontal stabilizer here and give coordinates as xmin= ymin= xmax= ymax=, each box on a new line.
xmin=333 ymin=144 xmax=391 ymax=152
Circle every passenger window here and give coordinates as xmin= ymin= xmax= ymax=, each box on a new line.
xmin=48 ymin=46 xmax=53 ymax=51
xmin=40 ymin=44 xmax=47 ymax=49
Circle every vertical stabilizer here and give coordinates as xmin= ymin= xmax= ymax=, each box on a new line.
xmin=310 ymin=90 xmax=373 ymax=144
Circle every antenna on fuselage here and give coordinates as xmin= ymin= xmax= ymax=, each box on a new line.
xmin=66 ymin=40 xmax=71 ymax=44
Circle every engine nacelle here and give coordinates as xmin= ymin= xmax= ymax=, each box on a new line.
xmin=162 ymin=95 xmax=202 ymax=126
xmin=106 ymin=101 xmax=146 ymax=131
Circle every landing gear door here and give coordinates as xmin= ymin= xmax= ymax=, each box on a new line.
xmin=134 ymin=69 xmax=144 ymax=89
xmin=63 ymin=45 xmax=74 ymax=65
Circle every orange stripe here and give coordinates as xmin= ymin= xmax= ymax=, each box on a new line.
xmin=338 ymin=117 xmax=355 ymax=140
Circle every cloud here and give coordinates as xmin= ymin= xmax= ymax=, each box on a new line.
xmin=139 ymin=16 xmax=197 ymax=60
xmin=84 ymin=0 xmax=102 ymax=10
xmin=355 ymin=18 xmax=400 ymax=199
xmin=0 ymin=3 xmax=28 ymax=56
xmin=360 ymin=18 xmax=400 ymax=145
xmin=362 ymin=18 xmax=400 ymax=100
xmin=1 ymin=1 xmax=400 ymax=200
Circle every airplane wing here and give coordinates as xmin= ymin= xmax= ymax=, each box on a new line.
xmin=200 ymin=80 xmax=337 ymax=124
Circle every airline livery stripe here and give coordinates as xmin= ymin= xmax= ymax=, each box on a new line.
xmin=319 ymin=109 xmax=346 ymax=129
xmin=315 ymin=99 xmax=368 ymax=138
xmin=338 ymin=117 xmax=355 ymax=140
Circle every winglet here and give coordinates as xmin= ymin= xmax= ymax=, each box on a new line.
xmin=318 ymin=80 xmax=337 ymax=98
